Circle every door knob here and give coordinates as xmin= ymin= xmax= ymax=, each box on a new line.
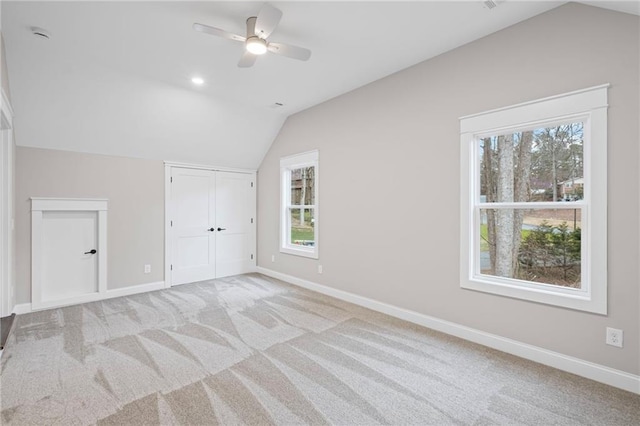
xmin=207 ymin=228 xmax=215 ymax=232
xmin=84 ymin=249 xmax=97 ymax=255
xmin=217 ymin=227 xmax=226 ymax=231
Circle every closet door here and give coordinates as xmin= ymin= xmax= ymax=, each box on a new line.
xmin=215 ymin=172 xmax=252 ymax=278
xmin=41 ymin=211 xmax=98 ymax=302
xmin=171 ymin=168 xmax=216 ymax=285
xmin=31 ymin=198 xmax=107 ymax=311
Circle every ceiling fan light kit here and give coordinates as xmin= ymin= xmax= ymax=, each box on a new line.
xmin=246 ymin=37 xmax=267 ymax=55
xmin=194 ymin=3 xmax=311 ymax=68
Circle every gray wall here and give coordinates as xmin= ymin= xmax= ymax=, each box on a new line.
xmin=257 ymin=3 xmax=640 ymax=375
xmin=16 ymin=147 xmax=165 ymax=303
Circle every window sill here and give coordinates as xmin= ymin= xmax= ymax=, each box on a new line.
xmin=280 ymin=246 xmax=318 ymax=259
xmin=461 ymin=276 xmax=605 ymax=315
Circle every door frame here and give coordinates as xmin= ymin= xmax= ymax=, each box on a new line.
xmin=0 ymin=89 xmax=14 ymax=317
xmin=31 ymin=198 xmax=108 ymax=311
xmin=164 ymin=161 xmax=256 ymax=288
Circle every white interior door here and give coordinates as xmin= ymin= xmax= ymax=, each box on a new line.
xmin=171 ymin=168 xmax=216 ymax=285
xmin=168 ymin=167 xmax=255 ymax=286
xmin=41 ymin=211 xmax=98 ymax=302
xmin=31 ymin=198 xmax=107 ymax=310
xmin=215 ymin=172 xmax=251 ymax=278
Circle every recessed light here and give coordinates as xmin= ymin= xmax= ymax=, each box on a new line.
xmin=191 ymin=77 xmax=204 ymax=85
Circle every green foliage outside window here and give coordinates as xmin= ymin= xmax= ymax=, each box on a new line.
xmin=518 ymin=221 xmax=581 ymax=287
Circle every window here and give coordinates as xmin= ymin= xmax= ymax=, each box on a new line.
xmin=460 ymin=85 xmax=608 ymax=314
xmin=280 ymin=150 xmax=318 ymax=258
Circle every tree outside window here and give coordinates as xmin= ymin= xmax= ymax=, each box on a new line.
xmin=479 ymin=123 xmax=583 ymax=288
xmin=460 ymin=85 xmax=608 ymax=314
xmin=280 ymin=150 xmax=319 ymax=258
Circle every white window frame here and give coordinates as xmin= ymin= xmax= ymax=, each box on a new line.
xmin=280 ymin=150 xmax=319 ymax=259
xmin=460 ymin=85 xmax=608 ymax=314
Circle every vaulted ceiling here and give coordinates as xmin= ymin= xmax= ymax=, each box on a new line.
xmin=2 ymin=1 xmax=637 ymax=169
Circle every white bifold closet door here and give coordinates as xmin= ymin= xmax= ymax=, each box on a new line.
xmin=214 ymin=172 xmax=252 ymax=278
xmin=170 ymin=168 xmax=252 ymax=286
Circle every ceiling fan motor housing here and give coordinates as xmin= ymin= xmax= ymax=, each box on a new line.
xmin=245 ymin=16 xmax=267 ymax=55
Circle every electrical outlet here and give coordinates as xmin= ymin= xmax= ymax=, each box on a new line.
xmin=606 ymin=327 xmax=623 ymax=348
xmin=318 ymin=265 xmax=323 ymax=274
xmin=144 ymin=264 xmax=151 ymax=274
xmin=271 ymin=254 xmax=275 ymax=263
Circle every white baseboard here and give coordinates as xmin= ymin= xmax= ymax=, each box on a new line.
xmin=12 ymin=303 xmax=32 ymax=315
xmin=106 ymin=281 xmax=166 ymax=299
xmin=12 ymin=281 xmax=166 ymax=314
xmin=256 ymin=266 xmax=640 ymax=395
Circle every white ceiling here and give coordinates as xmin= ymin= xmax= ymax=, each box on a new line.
xmin=2 ymin=1 xmax=637 ymax=169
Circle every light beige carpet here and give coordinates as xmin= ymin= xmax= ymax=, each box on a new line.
xmin=1 ymin=273 xmax=638 ymax=425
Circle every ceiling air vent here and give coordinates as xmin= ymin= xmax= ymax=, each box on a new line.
xmin=483 ymin=1 xmax=503 ymax=10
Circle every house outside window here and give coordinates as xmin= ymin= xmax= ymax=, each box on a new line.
xmin=280 ymin=150 xmax=319 ymax=258
xmin=559 ymin=177 xmax=584 ymax=201
xmin=459 ymin=85 xmax=608 ymax=314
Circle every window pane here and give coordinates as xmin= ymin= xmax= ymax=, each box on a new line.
xmin=479 ymin=208 xmax=581 ymax=288
xmin=290 ymin=208 xmax=315 ymax=246
xmin=290 ymin=167 xmax=315 ymax=205
xmin=479 ymin=123 xmax=584 ymax=203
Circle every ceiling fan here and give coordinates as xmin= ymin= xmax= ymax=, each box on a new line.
xmin=193 ymin=3 xmax=312 ymax=68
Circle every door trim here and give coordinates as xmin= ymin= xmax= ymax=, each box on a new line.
xmin=163 ymin=160 xmax=256 ymax=174
xmin=31 ymin=198 xmax=108 ymax=311
xmin=0 ymin=89 xmax=13 ymax=317
xmin=164 ymin=163 xmax=256 ymax=288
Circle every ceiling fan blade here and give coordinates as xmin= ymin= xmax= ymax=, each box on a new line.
xmin=267 ymin=42 xmax=311 ymax=61
xmin=193 ymin=23 xmax=245 ymax=42
xmin=238 ymin=51 xmax=257 ymax=68
xmin=255 ymin=4 xmax=282 ymax=39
